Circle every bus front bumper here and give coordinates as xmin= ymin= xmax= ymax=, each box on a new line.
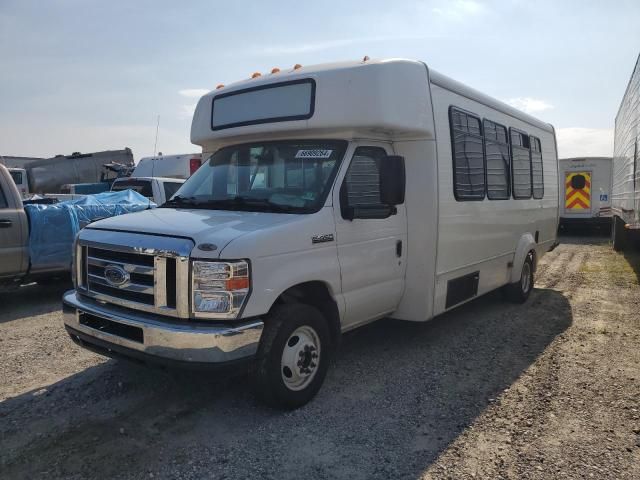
xmin=62 ymin=290 xmax=264 ymax=369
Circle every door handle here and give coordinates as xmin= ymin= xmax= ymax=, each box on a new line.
xmin=396 ymin=240 xmax=402 ymax=257
xmin=0 ymin=219 xmax=12 ymax=228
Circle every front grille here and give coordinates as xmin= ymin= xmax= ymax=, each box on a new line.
xmin=76 ymin=230 xmax=193 ymax=318
xmin=86 ymin=247 xmax=156 ymax=306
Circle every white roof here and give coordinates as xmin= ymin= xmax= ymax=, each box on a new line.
xmin=191 ymin=58 xmax=554 ymax=148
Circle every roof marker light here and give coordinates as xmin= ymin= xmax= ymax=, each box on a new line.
xmin=216 ymin=84 xmax=224 ymax=89
xmin=251 ymin=72 xmax=261 ymax=78
xmin=271 ymin=67 xmax=281 ymax=74
xmin=363 ymin=55 xmax=370 ymax=62
xmin=293 ymin=64 xmax=302 ymax=70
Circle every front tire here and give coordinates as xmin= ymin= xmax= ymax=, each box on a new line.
xmin=504 ymin=252 xmax=534 ymax=303
xmin=250 ymin=303 xmax=331 ymax=409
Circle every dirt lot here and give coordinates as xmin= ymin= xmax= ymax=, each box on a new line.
xmin=1 ymin=235 xmax=639 ymax=479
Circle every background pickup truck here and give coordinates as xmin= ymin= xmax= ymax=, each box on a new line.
xmin=0 ymin=164 xmax=153 ymax=290
xmin=110 ymin=176 xmax=185 ymax=205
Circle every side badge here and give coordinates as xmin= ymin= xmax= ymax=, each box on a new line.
xmin=312 ymin=234 xmax=335 ymax=244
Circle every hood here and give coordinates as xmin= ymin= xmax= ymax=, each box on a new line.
xmin=87 ymin=207 xmax=302 ymax=255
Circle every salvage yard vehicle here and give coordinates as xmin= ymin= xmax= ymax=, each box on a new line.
xmin=612 ymin=53 xmax=640 ymax=251
xmin=559 ymin=157 xmax=612 ymax=230
xmin=132 ymin=153 xmax=202 ymax=179
xmin=62 ymin=58 xmax=559 ymax=408
xmin=0 ymin=164 xmax=151 ymax=290
xmin=110 ymin=176 xmax=185 ymax=205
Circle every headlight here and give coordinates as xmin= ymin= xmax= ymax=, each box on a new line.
xmin=191 ymin=260 xmax=250 ymax=318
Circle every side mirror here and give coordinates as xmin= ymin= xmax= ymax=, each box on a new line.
xmin=379 ymin=155 xmax=405 ymax=205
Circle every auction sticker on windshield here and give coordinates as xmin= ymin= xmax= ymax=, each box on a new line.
xmin=295 ymin=149 xmax=333 ymax=159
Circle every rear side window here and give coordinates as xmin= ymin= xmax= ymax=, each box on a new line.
xmin=0 ymin=185 xmax=7 ymax=208
xmin=530 ymin=136 xmax=544 ymax=199
xmin=163 ymin=182 xmax=182 ymax=200
xmin=483 ymin=120 xmax=510 ymax=199
xmin=10 ymin=171 xmax=23 ymax=184
xmin=510 ymin=129 xmax=532 ymax=199
xmin=450 ymin=108 xmax=485 ymax=200
xmin=112 ymin=180 xmax=153 ymax=198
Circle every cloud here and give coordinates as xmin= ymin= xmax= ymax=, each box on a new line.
xmin=505 ymin=97 xmax=555 ymax=114
xmin=178 ymin=89 xmax=209 ymax=98
xmin=433 ymin=0 xmax=485 ymax=19
xmin=555 ymin=127 xmax=614 ymax=158
xmin=250 ymin=34 xmax=437 ymax=56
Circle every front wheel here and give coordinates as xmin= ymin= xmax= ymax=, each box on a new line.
xmin=250 ymin=303 xmax=331 ymax=409
xmin=503 ymin=252 xmax=534 ymax=303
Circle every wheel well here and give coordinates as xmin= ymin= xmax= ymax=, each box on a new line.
xmin=273 ymin=281 xmax=341 ymax=348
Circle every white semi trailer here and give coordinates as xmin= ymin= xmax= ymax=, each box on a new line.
xmin=62 ymin=58 xmax=559 ymax=408
xmin=612 ymin=53 xmax=640 ymax=251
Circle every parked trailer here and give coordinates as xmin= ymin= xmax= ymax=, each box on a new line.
xmin=612 ymin=53 xmax=640 ymax=251
xmin=25 ymin=148 xmax=134 ymax=194
xmin=559 ymin=157 xmax=612 ymax=230
xmin=63 ymin=58 xmax=558 ymax=408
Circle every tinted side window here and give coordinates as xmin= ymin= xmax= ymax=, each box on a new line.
xmin=342 ymin=146 xmax=387 ymax=212
xmin=510 ymin=129 xmax=532 ymax=199
xmin=0 ymin=185 xmax=7 ymax=208
xmin=450 ymin=108 xmax=485 ymax=200
xmin=530 ymin=136 xmax=544 ymax=199
xmin=163 ymin=182 xmax=182 ymax=200
xmin=483 ymin=119 xmax=511 ymax=200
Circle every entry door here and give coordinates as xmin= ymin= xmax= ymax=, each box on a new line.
xmin=0 ymin=183 xmax=26 ymax=278
xmin=333 ymin=143 xmax=407 ymax=329
xmin=565 ymin=171 xmax=592 ymax=215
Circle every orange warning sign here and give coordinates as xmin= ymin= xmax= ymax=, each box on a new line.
xmin=565 ymin=172 xmax=591 ymax=210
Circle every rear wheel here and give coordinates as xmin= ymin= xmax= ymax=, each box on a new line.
xmin=504 ymin=252 xmax=534 ymax=303
xmin=250 ymin=303 xmax=331 ymax=409
xmin=612 ymin=215 xmax=627 ymax=252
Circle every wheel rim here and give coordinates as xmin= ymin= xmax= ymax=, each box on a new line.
xmin=521 ymin=259 xmax=532 ymax=293
xmin=281 ymin=325 xmax=321 ymax=391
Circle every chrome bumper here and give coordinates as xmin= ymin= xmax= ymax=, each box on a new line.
xmin=62 ymin=290 xmax=263 ymax=365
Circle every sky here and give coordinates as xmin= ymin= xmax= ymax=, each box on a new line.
xmin=1 ymin=0 xmax=639 ymax=161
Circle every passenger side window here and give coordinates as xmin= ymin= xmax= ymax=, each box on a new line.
xmin=450 ymin=108 xmax=485 ymax=200
xmin=483 ymin=120 xmax=511 ymax=200
xmin=530 ymin=136 xmax=544 ymax=199
xmin=341 ymin=146 xmax=388 ymax=217
xmin=510 ymin=129 xmax=532 ymax=199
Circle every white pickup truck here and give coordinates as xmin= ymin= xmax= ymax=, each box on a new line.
xmin=110 ymin=177 xmax=185 ymax=205
xmin=62 ymin=59 xmax=558 ymax=409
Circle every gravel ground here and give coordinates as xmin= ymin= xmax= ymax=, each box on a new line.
xmin=1 ymin=234 xmax=639 ymax=479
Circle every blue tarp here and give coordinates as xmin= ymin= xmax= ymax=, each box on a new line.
xmin=25 ymin=190 xmax=155 ymax=272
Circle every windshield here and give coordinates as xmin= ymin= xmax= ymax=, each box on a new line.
xmin=164 ymin=140 xmax=347 ymax=213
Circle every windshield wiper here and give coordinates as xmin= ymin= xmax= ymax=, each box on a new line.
xmin=161 ymin=195 xmax=201 ymax=207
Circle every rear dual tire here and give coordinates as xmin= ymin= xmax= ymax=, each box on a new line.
xmin=503 ymin=252 xmax=534 ymax=303
xmin=250 ymin=303 xmax=331 ymax=409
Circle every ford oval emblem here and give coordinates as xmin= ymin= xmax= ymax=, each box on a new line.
xmin=104 ymin=265 xmax=130 ymax=287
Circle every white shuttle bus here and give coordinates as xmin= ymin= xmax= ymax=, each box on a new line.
xmin=559 ymin=157 xmax=612 ymax=229
xmin=63 ymin=59 xmax=559 ymax=408
xmin=612 ymin=53 xmax=640 ymax=251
